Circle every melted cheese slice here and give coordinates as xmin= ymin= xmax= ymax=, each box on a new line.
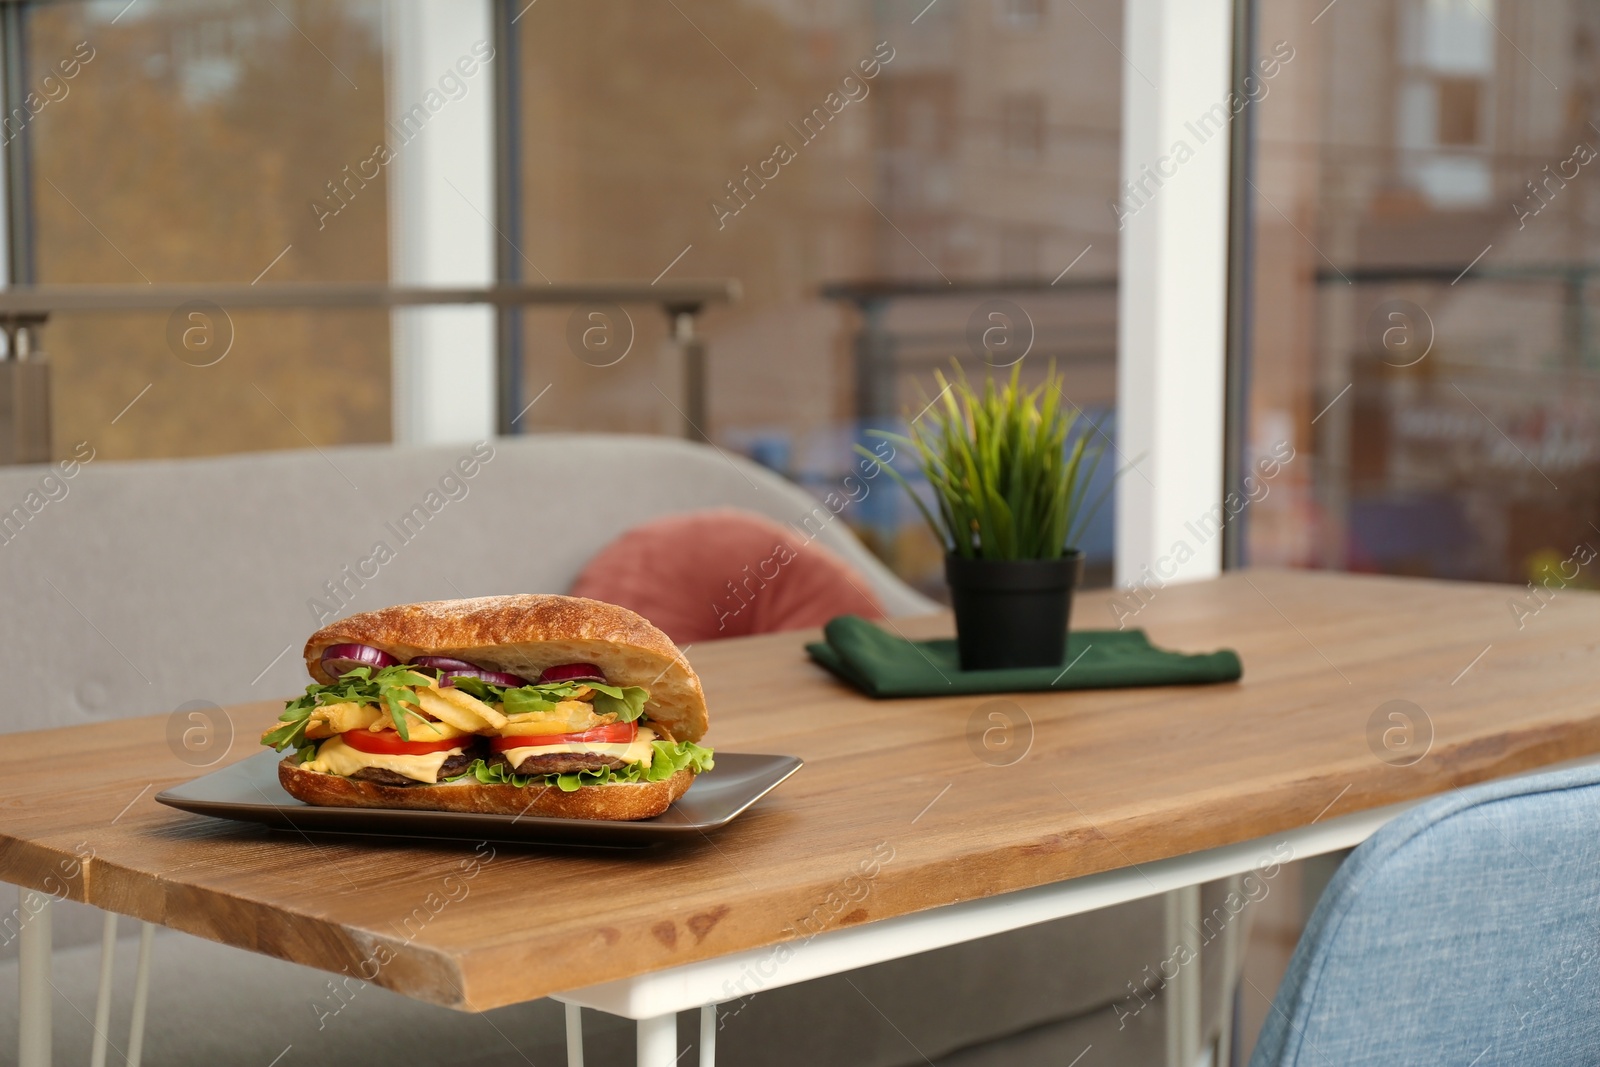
xmin=501 ymin=726 xmax=657 ymax=770
xmin=301 ymin=736 xmax=464 ymax=784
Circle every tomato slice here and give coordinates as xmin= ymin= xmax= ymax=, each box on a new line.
xmin=490 ymin=722 xmax=638 ymax=753
xmin=341 ymin=729 xmax=465 ymax=756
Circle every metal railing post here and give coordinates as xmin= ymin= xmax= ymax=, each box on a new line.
xmin=668 ymin=303 xmax=708 ymax=443
xmin=0 ymin=313 xmax=49 ymax=464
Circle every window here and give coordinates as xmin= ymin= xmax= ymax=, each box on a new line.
xmin=1435 ymin=77 xmax=1482 ymax=146
xmin=3 ymin=0 xmax=1126 ymax=592
xmin=510 ymin=0 xmax=1123 ymax=591
xmin=1001 ymin=93 xmax=1044 ymax=163
xmin=1395 ymin=0 xmax=1496 ymax=207
xmin=1239 ymin=0 xmax=1600 ymax=586
xmin=996 ymin=0 xmax=1045 ymax=32
xmin=24 ymin=0 xmax=393 ymax=460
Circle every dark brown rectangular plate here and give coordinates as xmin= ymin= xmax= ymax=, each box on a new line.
xmin=156 ymin=750 xmax=802 ymax=847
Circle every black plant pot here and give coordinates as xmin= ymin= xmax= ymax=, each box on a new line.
xmin=945 ymin=551 xmax=1085 ymax=671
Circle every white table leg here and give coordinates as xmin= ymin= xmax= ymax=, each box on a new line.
xmin=699 ymin=1003 xmax=716 ymax=1066
xmin=565 ymin=1001 xmax=584 ymax=1067
xmin=17 ymin=888 xmax=51 ymax=1067
xmin=1164 ymin=885 xmax=1201 ymax=1067
xmin=1214 ymin=873 xmax=1243 ymax=1067
xmin=126 ymin=921 xmax=156 ymax=1067
xmin=636 ymin=1011 xmax=677 ymax=1067
xmin=91 ymin=910 xmax=119 ymax=1067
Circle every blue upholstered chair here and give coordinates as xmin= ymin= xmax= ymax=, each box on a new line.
xmin=1250 ymin=763 xmax=1600 ymax=1066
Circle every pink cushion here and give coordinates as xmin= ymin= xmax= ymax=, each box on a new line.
xmin=568 ymin=508 xmax=885 ymax=644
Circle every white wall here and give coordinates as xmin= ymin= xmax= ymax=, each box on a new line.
xmin=385 ymin=0 xmax=497 ymax=444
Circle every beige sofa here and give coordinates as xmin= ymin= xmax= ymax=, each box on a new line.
xmin=0 ymin=434 xmax=1239 ymax=1065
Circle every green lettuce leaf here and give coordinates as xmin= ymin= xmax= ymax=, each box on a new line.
xmin=448 ymin=740 xmax=714 ymax=793
xmin=501 ymin=687 xmax=563 ymax=716
xmin=586 ymin=682 xmax=649 ymax=722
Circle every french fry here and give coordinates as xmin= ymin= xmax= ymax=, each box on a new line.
xmin=433 ymin=684 xmax=508 ymax=729
xmin=303 ymin=702 xmax=384 ymax=739
xmin=502 ymin=699 xmax=600 ymax=724
xmin=553 ymin=699 xmax=605 ymax=721
xmin=500 ymin=700 xmax=608 ymax=736
xmin=413 ymin=686 xmax=489 ymax=732
xmin=379 ymin=716 xmax=473 ymax=742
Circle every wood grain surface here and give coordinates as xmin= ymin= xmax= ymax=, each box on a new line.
xmin=3 ymin=569 xmax=1597 ymax=1011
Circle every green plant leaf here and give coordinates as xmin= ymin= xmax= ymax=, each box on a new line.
xmin=855 ymin=441 xmax=948 ymax=551
xmin=875 ymin=358 xmax=1122 ymax=561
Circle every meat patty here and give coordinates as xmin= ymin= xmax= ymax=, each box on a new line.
xmin=437 ymin=751 xmax=477 ymax=779
xmin=493 ymin=751 xmax=628 ymax=776
xmin=349 ymin=750 xmax=476 ymax=787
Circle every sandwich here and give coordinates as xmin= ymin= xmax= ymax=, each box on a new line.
xmin=261 ymin=595 xmax=713 ymax=821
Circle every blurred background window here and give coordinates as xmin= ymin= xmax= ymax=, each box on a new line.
xmin=1238 ymin=0 xmax=1600 ymax=588
xmin=24 ymin=0 xmax=393 ymax=460
xmin=3 ymin=0 xmax=1126 ymax=596
xmin=507 ymin=0 xmax=1125 ymax=595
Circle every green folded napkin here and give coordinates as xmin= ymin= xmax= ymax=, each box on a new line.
xmin=806 ymin=615 xmax=1242 ymax=698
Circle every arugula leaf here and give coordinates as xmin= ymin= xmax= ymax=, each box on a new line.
xmin=262 ymin=664 xmax=435 ymax=751
xmin=447 ymin=741 xmax=714 ymax=793
xmin=261 ymin=713 xmax=310 ymax=751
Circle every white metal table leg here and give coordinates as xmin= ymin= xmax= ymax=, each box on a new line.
xmin=565 ymin=1001 xmax=584 ymax=1067
xmin=699 ymin=1004 xmax=716 ymax=1066
xmin=126 ymin=921 xmax=156 ymax=1067
xmin=636 ymin=1011 xmax=677 ymax=1067
xmin=91 ymin=910 xmax=119 ymax=1067
xmin=17 ymin=888 xmax=51 ymax=1067
xmin=1164 ymin=885 xmax=1201 ymax=1067
xmin=1214 ymin=873 xmax=1244 ymax=1067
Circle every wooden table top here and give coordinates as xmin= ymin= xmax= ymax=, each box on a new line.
xmin=4 ymin=569 xmax=1598 ymax=1011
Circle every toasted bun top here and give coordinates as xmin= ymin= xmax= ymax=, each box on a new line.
xmin=303 ymin=595 xmax=708 ymax=742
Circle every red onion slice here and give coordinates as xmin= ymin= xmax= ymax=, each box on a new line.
xmin=539 ymin=663 xmax=607 ymax=685
xmin=321 ymin=643 xmax=397 ymax=679
xmin=407 ymin=656 xmax=528 ymax=687
xmin=411 ymin=656 xmax=481 ymax=673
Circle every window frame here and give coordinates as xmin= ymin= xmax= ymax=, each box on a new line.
xmin=1114 ymin=0 xmax=1239 ymax=585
